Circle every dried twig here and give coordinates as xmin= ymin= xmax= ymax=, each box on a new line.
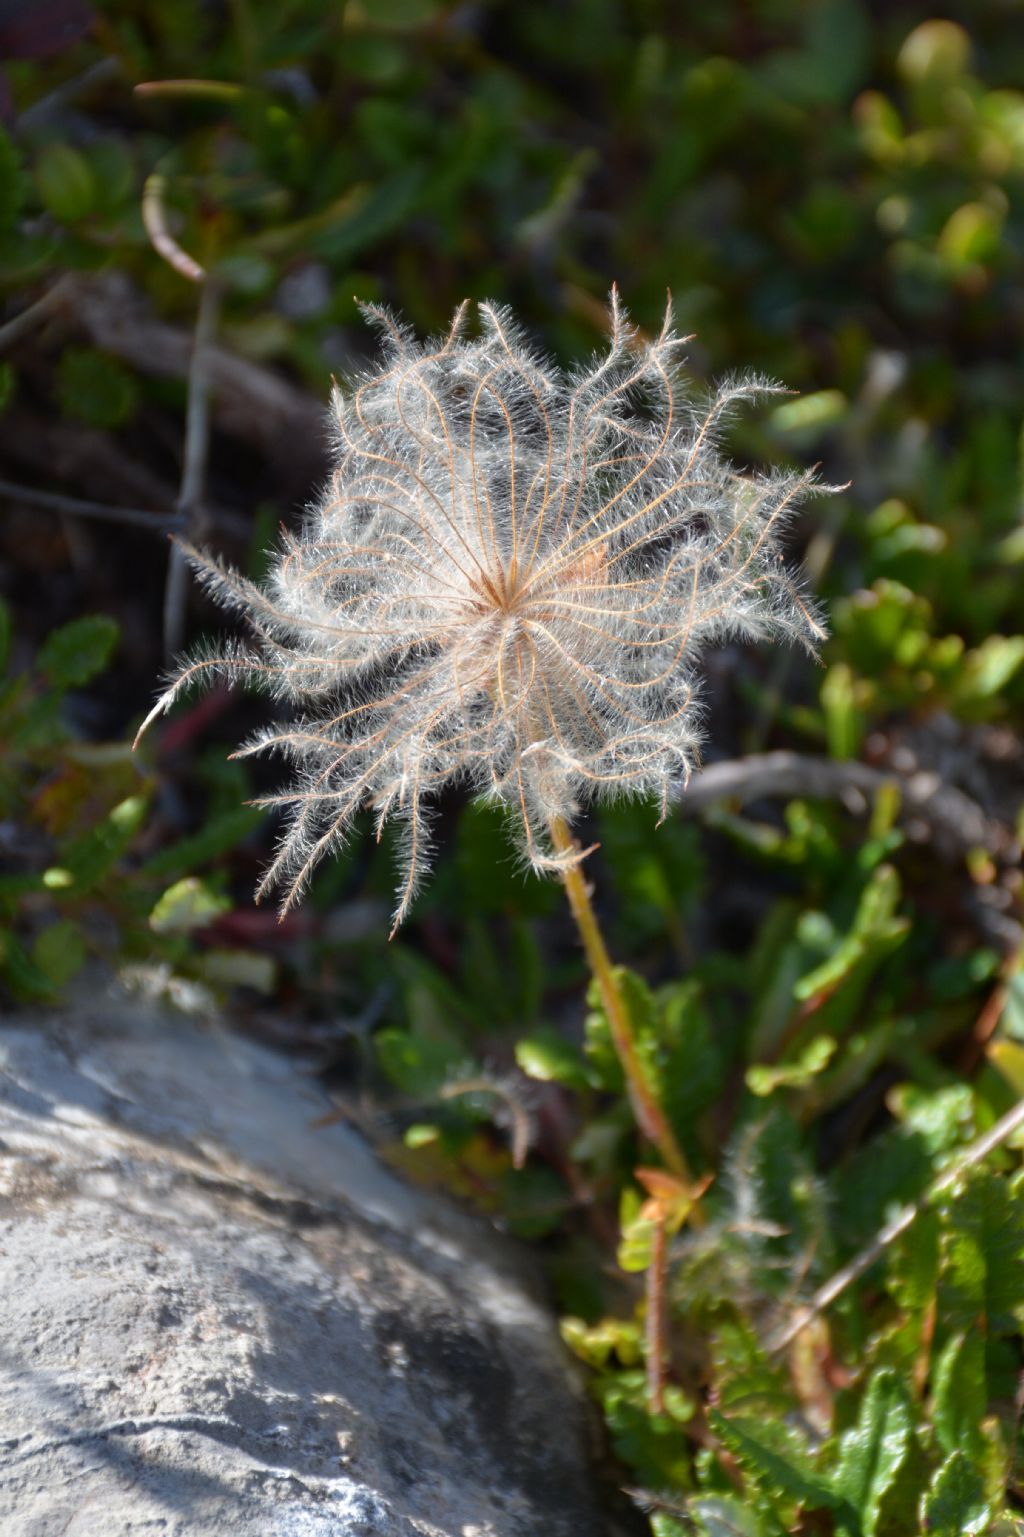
xmin=68 ymin=272 xmax=324 ymax=468
xmin=0 ymin=278 xmax=74 ymax=352
xmin=681 ymin=749 xmax=1018 ymax=863
xmin=163 ymin=280 xmax=219 ymax=660
xmin=0 ymin=478 xmax=182 ymax=532
xmin=141 ymin=172 xmax=205 ymax=285
xmin=768 ymin=1093 xmax=1024 ymax=1355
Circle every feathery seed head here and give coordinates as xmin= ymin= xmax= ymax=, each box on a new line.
xmin=139 ymin=292 xmax=829 ymax=931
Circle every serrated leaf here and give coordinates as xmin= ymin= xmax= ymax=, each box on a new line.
xmin=887 ymin=1207 xmax=941 ymax=1314
xmin=833 ymin=1368 xmax=913 ymax=1536
xmin=139 ymin=805 xmax=263 ymax=880
xmin=57 ymin=793 xmax=148 ymax=892
xmin=709 ymin=1411 xmax=843 ymax=1518
xmin=932 ymin=1332 xmax=986 ymax=1461
xmin=920 ymin=1451 xmax=992 ymax=1536
xmin=940 ymin=1170 xmax=1024 ymax=1337
xmin=38 ymin=615 xmax=119 ymax=690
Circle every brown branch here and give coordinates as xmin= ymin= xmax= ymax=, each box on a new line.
xmin=680 ymin=749 xmax=1018 ymax=864
xmin=0 ymin=478 xmax=182 ymax=532
xmin=68 ymin=272 xmax=324 ymax=465
xmin=164 ymin=280 xmax=219 ymax=660
xmin=768 ymin=1093 xmax=1024 ymax=1355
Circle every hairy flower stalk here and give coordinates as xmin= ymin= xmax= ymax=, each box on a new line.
xmin=138 ymin=292 xmax=827 ymax=1172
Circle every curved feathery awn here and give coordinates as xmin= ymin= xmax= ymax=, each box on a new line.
xmin=137 ymin=292 xmax=829 ymax=932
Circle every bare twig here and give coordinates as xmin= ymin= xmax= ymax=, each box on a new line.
xmin=681 ymin=749 xmax=1018 ymax=864
xmin=142 ymin=172 xmax=206 ymax=285
xmin=164 ymin=281 xmax=219 ymax=660
xmin=768 ymin=1094 xmax=1024 ymax=1355
xmin=0 ymin=278 xmax=74 ymax=353
xmin=68 ymin=273 xmax=324 ymax=468
xmin=0 ymin=478 xmax=182 ymax=532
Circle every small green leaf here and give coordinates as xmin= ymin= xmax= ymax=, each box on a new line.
xmin=515 ymin=1028 xmax=592 ymax=1089
xmin=833 ymin=1368 xmax=913 ymax=1536
xmin=821 ymin=662 xmax=865 ymax=760
xmin=38 ymin=615 xmax=119 ymax=689
xmin=373 ymin=1027 xmax=463 ymax=1096
xmin=56 ymin=348 xmax=140 ymax=429
xmin=932 ymin=1332 xmax=986 ymax=1461
xmin=31 ymin=920 xmax=87 ymax=990
xmin=919 ymin=1451 xmax=991 ymax=1537
xmin=139 ymin=805 xmax=263 ymax=880
xmin=746 ymin=1034 xmax=837 ymax=1097
xmin=770 ymin=389 xmax=847 ymax=438
xmin=35 ymin=142 xmax=97 ymax=222
xmin=149 ymin=878 xmax=232 ymax=934
xmin=57 ymin=793 xmax=148 ymax=892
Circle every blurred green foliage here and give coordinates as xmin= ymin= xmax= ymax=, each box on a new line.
xmin=1 ymin=1 xmax=1023 ymax=1532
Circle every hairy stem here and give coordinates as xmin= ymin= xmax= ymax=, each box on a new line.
xmin=645 ymin=1207 xmax=668 ymax=1413
xmin=548 ymin=814 xmax=694 ymax=1186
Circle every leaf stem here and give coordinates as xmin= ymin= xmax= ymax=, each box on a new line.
xmin=548 ymin=814 xmax=695 ymax=1187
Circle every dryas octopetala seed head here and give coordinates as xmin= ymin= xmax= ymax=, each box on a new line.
xmin=138 ymin=291 xmax=829 ymax=931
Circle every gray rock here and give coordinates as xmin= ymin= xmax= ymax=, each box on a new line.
xmin=0 ymin=992 xmax=609 ymax=1536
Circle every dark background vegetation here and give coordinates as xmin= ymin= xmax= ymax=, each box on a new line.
xmin=1 ymin=2 xmax=1023 ymax=1532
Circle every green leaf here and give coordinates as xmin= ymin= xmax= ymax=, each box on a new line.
xmin=38 ymin=615 xmax=119 ymax=689
xmin=0 ymin=926 xmax=57 ymax=998
xmin=56 ymin=348 xmax=140 ymax=429
xmin=833 ymin=1368 xmax=913 ymax=1536
xmin=34 ymin=142 xmax=97 ymax=223
xmin=932 ymin=1332 xmax=986 ymax=1461
xmin=746 ymin=1034 xmax=837 ymax=1097
xmin=57 ymin=793 xmax=148 ymax=893
xmin=920 ymin=1452 xmax=992 ymax=1537
xmin=373 ymin=1027 xmax=463 ymax=1096
xmin=940 ymin=1170 xmax=1024 ymax=1337
xmin=31 ymin=920 xmax=87 ymax=991
xmin=794 ymin=864 xmax=908 ymax=1007
xmin=149 ymin=877 xmax=232 ymax=934
xmin=821 ymin=662 xmax=865 ymax=760
xmin=710 ymin=1413 xmax=842 ymax=1521
xmin=139 ymin=805 xmax=263 ymax=880
xmin=515 ymin=1028 xmax=593 ymax=1090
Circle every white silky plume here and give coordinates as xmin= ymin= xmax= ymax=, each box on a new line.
xmin=138 ymin=293 xmax=829 ymax=931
